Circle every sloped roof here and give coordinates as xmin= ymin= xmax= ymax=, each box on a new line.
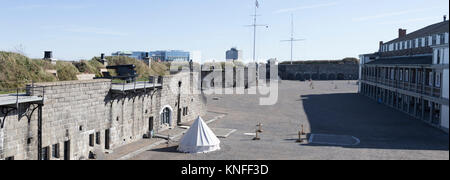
xmin=367 ymin=55 xmax=432 ymax=65
xmin=385 ymin=20 xmax=449 ymax=44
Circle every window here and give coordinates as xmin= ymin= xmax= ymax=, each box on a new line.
xmin=440 ymin=34 xmax=445 ymax=45
xmin=436 ymin=74 xmax=441 ymax=87
xmin=429 ymin=72 xmax=434 ymax=86
xmin=89 ymin=134 xmax=94 ymax=147
xmin=418 ymin=38 xmax=423 ymax=47
xmin=425 ymin=37 xmax=429 ymax=46
xmin=407 ymin=41 xmax=411 ymax=49
xmin=432 ymin=35 xmax=437 ymax=45
xmin=52 ymin=143 xmax=60 ymax=158
xmin=405 ymin=70 xmax=409 ymax=82
xmin=96 ymin=132 xmax=101 ymax=145
xmin=390 ymin=69 xmax=395 ymax=80
xmin=435 ymin=73 xmax=441 ymax=87
xmin=161 ymin=107 xmax=171 ymax=125
xmin=399 ymin=70 xmax=403 ymax=81
xmin=437 ymin=49 xmax=441 ymax=64
xmin=42 ymin=146 xmax=50 ymax=160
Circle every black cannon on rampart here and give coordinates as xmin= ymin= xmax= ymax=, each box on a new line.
xmin=105 ymin=64 xmax=138 ymax=83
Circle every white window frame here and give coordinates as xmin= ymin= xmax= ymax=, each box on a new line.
xmin=429 ymin=72 xmax=434 ymax=86
xmin=436 ymin=73 xmax=441 ymax=87
xmin=405 ymin=70 xmax=409 ymax=82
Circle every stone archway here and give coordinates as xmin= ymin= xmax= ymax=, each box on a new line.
xmin=304 ymin=74 xmax=311 ymax=81
xmin=328 ymin=74 xmax=336 ymax=80
xmin=295 ymin=73 xmax=304 ymax=81
xmin=160 ymin=105 xmax=173 ymax=127
xmin=320 ymin=73 xmax=328 ymax=80
xmin=311 ymin=74 xmax=319 ymax=80
xmin=287 ymin=73 xmax=295 ymax=80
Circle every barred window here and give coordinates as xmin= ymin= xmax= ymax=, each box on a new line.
xmin=52 ymin=143 xmax=60 ymax=158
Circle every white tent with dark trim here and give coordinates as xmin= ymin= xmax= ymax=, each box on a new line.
xmin=177 ymin=116 xmax=221 ymax=153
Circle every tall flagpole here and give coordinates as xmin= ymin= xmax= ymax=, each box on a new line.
xmin=253 ymin=1 xmax=257 ymax=63
xmin=248 ymin=0 xmax=267 ymax=63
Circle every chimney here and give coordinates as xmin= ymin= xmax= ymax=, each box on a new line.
xmin=379 ymin=41 xmax=384 ymax=52
xmin=398 ymin=29 xmax=407 ymax=38
xmin=98 ymin=53 xmax=108 ymax=66
xmin=44 ymin=51 xmax=53 ymax=59
xmin=444 ymin=15 xmax=447 ymax=22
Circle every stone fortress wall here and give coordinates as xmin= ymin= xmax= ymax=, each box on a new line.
xmin=278 ymin=64 xmax=359 ymax=81
xmin=0 ymin=72 xmax=206 ymax=160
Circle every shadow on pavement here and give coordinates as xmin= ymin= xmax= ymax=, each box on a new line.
xmin=301 ymin=93 xmax=449 ymax=151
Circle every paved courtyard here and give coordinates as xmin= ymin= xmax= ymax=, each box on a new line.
xmin=131 ymin=80 xmax=449 ymax=160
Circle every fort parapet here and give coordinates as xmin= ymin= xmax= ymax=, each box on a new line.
xmin=0 ymin=72 xmax=206 ymax=160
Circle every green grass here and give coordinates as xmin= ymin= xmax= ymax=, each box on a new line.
xmin=0 ymin=51 xmax=190 ymax=90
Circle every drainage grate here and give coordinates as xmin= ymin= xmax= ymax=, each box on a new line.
xmin=309 ymin=134 xmax=360 ymax=146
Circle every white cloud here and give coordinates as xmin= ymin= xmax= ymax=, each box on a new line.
xmin=274 ymin=2 xmax=340 ymax=14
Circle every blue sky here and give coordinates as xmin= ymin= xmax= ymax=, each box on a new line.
xmin=0 ymin=0 xmax=448 ymax=62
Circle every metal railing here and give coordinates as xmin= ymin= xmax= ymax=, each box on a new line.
xmin=362 ymin=75 xmax=442 ymax=98
xmin=110 ymin=76 xmax=164 ymax=92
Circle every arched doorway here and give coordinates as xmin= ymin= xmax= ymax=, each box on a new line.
xmin=337 ymin=73 xmax=345 ymax=80
xmin=328 ymin=74 xmax=336 ymax=80
xmin=160 ymin=106 xmax=173 ymax=126
xmin=320 ymin=73 xmax=328 ymax=80
xmin=295 ymin=73 xmax=304 ymax=81
xmin=304 ymin=74 xmax=311 ymax=81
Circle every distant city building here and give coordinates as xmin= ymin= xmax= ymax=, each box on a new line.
xmin=150 ymin=50 xmax=190 ymax=62
xmin=359 ymin=17 xmax=449 ymax=133
xmin=112 ymin=51 xmax=148 ymax=60
xmin=112 ymin=50 xmax=191 ymax=62
xmin=112 ymin=51 xmax=132 ymax=57
xmin=226 ymin=47 xmax=243 ymax=62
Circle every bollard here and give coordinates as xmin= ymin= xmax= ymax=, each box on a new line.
xmin=253 ymin=130 xmax=261 ymax=141
xmin=301 ymin=124 xmax=306 ymax=135
xmin=296 ymin=131 xmax=303 ymax=143
xmin=257 ymin=123 xmax=263 ymax=133
xmin=166 ymin=134 xmax=170 ymax=146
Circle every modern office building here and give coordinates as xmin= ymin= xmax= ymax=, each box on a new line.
xmin=112 ymin=50 xmax=190 ymax=62
xmin=112 ymin=51 xmax=148 ymax=60
xmin=150 ymin=50 xmax=190 ymax=62
xmin=226 ymin=47 xmax=243 ymax=62
xmin=359 ymin=17 xmax=449 ymax=133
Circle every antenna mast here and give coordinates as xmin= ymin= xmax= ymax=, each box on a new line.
xmin=247 ymin=0 xmax=268 ymax=63
xmin=281 ymin=13 xmax=305 ymax=65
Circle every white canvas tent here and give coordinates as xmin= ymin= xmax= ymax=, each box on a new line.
xmin=178 ymin=116 xmax=221 ymax=153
